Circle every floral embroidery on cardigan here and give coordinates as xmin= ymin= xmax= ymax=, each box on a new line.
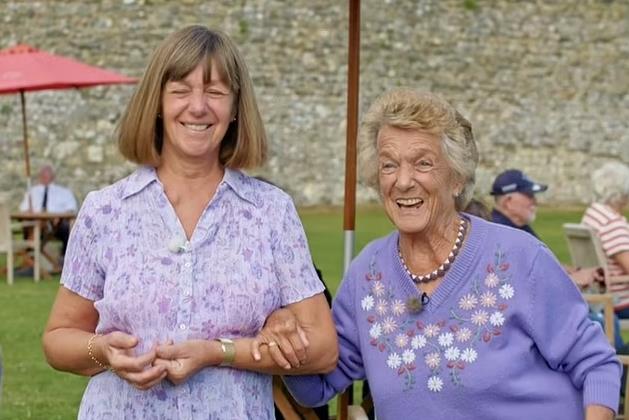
xmin=361 ymin=245 xmax=514 ymax=392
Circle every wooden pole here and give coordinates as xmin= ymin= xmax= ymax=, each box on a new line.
xmin=20 ymin=90 xmax=31 ymax=179
xmin=338 ymin=1 xmax=360 ymax=419
xmin=342 ymin=0 xmax=360 ymax=273
xmin=20 ymin=90 xmax=33 ymax=210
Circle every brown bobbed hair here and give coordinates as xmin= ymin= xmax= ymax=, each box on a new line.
xmin=117 ymin=25 xmax=267 ymax=169
xmin=358 ymin=89 xmax=479 ymax=211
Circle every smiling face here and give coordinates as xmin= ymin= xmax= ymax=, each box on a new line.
xmin=377 ymin=125 xmax=461 ymax=237
xmin=160 ymin=61 xmax=234 ymax=165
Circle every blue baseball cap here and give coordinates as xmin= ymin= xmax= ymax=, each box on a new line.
xmin=490 ymin=169 xmax=548 ymax=196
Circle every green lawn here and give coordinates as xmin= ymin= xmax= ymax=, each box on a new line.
xmin=0 ymin=206 xmax=617 ymax=419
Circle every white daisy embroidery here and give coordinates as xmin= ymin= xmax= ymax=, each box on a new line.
xmin=444 ymin=347 xmax=460 ymax=361
xmin=424 ymin=323 xmax=441 ymax=337
xmin=425 ymin=352 xmax=441 ymax=369
xmin=438 ymin=332 xmax=454 ymax=347
xmin=395 ymin=334 xmax=409 ymax=348
xmin=471 ymin=310 xmax=489 ymax=326
xmin=460 ymin=348 xmax=478 ymax=363
xmin=427 ymin=375 xmax=444 ymax=392
xmin=484 ymin=272 xmax=500 ymax=288
xmin=369 ymin=323 xmax=382 ymax=339
xmin=456 ymin=327 xmax=472 ymax=342
xmin=411 ymin=334 xmax=427 ymax=349
xmin=480 ymin=291 xmax=497 ymax=308
xmin=490 ymin=311 xmax=505 ymax=327
xmin=391 ymin=299 xmax=406 ymax=316
xmin=402 ymin=349 xmax=416 ymax=364
xmin=459 ymin=293 xmax=478 ymax=310
xmin=387 ymin=353 xmax=402 ymax=369
xmin=372 ymin=282 xmax=385 ymax=297
xmin=382 ymin=317 xmax=398 ymax=334
xmin=361 ymin=295 xmax=374 ymax=311
xmin=376 ymin=300 xmax=388 ymax=315
xmin=499 ymin=283 xmax=514 ymax=300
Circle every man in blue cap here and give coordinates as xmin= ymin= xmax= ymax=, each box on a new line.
xmin=490 ymin=169 xmax=548 ymax=238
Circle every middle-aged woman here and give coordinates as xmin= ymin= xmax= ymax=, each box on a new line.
xmin=582 ymin=161 xmax=629 ymax=316
xmin=42 ymin=25 xmax=337 ymax=419
xmin=278 ymin=89 xmax=620 ymax=419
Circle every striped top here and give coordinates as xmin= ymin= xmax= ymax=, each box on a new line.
xmin=582 ymin=202 xmax=629 ymax=310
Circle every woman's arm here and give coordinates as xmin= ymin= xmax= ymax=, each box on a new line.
xmin=42 ymin=287 xmax=167 ymax=390
xmin=613 ymin=250 xmax=629 ymax=274
xmin=526 ymin=245 xmax=621 ymax=414
xmin=155 ymin=292 xmax=338 ymax=383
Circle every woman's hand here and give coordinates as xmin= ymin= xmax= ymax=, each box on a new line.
xmin=154 ymin=340 xmax=213 ymax=385
xmin=251 ymin=307 xmax=310 ymax=370
xmin=98 ymin=331 xmax=167 ymax=390
xmin=585 ymin=404 xmax=614 ymax=420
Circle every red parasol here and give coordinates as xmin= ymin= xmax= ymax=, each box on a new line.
xmin=0 ymin=44 xmax=136 ymax=199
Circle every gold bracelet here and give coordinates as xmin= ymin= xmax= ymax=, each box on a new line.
xmin=217 ymin=338 xmax=236 ymax=367
xmin=87 ymin=333 xmax=109 ymax=370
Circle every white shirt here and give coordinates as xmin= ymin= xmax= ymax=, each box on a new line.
xmin=19 ymin=183 xmax=78 ymax=213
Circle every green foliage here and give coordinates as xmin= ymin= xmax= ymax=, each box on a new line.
xmin=0 ymin=104 xmax=12 ymax=116
xmin=463 ymin=0 xmax=479 ymax=11
xmin=0 ymin=206 xmax=623 ymax=418
xmin=238 ymin=19 xmax=249 ymax=37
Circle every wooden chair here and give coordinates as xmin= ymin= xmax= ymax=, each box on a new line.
xmin=336 ymin=385 xmax=371 ymax=420
xmin=563 ymin=223 xmax=629 ymax=290
xmin=273 ymin=376 xmax=323 ymax=420
xmin=0 ymin=200 xmax=41 ymax=284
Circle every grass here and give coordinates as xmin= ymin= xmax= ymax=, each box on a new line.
xmin=0 ymin=205 xmax=621 ymax=419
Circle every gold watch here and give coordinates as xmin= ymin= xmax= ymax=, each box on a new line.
xmin=217 ymin=338 xmax=235 ymax=367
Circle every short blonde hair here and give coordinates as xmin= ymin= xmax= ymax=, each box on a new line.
xmin=117 ymin=25 xmax=267 ymax=169
xmin=359 ymin=89 xmax=478 ymax=211
xmin=591 ymin=161 xmax=629 ymax=207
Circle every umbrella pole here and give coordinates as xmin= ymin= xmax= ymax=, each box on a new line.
xmin=338 ymin=1 xmax=360 ymax=420
xmin=20 ymin=91 xmax=33 ymax=211
xmin=342 ymin=0 xmax=361 ymax=274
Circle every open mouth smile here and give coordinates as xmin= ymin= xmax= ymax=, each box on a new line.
xmin=396 ymin=198 xmax=424 ymax=208
xmin=181 ymin=122 xmax=212 ymax=132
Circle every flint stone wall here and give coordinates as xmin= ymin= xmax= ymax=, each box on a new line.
xmin=1 ymin=0 xmax=628 ymax=207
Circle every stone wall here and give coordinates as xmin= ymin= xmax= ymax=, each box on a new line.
xmin=1 ymin=0 xmax=628 ymax=207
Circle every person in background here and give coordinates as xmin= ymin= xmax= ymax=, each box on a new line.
xmin=582 ymin=162 xmax=629 ymax=318
xmin=463 ymin=197 xmax=491 ymax=220
xmin=262 ymin=89 xmax=620 ymax=419
xmin=490 ymin=168 xmax=623 ymax=351
xmin=489 ymin=169 xmax=546 ymax=238
xmin=19 ymin=164 xmax=78 ymax=266
xmin=42 ymin=25 xmax=337 ymax=419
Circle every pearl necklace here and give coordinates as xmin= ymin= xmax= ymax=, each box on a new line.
xmin=399 ymin=217 xmax=467 ymax=284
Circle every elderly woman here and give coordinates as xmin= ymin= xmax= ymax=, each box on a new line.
xmin=271 ymin=90 xmax=620 ymax=419
xmin=42 ymin=26 xmax=337 ymax=419
xmin=582 ymin=161 xmax=629 ymax=316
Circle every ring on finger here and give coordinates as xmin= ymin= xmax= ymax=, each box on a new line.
xmin=268 ymin=341 xmax=279 ymax=348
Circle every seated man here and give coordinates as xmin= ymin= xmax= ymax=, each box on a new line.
xmin=489 ymin=168 xmax=547 ymax=238
xmin=19 ymin=165 xmax=77 ymax=264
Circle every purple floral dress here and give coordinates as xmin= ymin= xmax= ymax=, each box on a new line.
xmin=61 ymin=166 xmax=324 ymax=419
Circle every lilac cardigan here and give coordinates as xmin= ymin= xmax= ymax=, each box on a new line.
xmin=285 ymin=215 xmax=621 ymax=420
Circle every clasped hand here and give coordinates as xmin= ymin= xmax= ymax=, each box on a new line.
xmin=98 ymin=332 xmax=207 ymax=389
xmin=100 ymin=308 xmax=308 ymax=390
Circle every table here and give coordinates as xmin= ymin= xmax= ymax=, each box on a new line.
xmin=11 ymin=211 xmax=77 ymax=275
xmin=11 ymin=211 xmax=77 ymax=222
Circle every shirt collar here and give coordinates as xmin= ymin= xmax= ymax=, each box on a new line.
xmin=121 ymin=166 xmax=158 ymax=199
xmin=120 ymin=166 xmax=261 ymax=208
xmin=222 ymin=168 xmax=262 ymax=208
